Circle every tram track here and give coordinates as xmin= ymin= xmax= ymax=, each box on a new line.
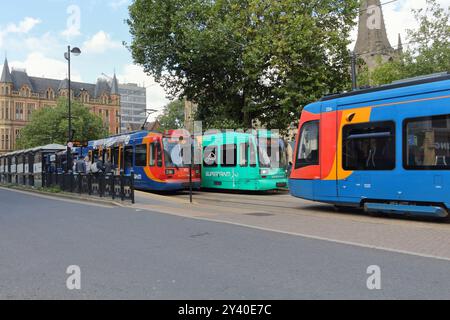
xmin=176 ymin=191 xmax=301 ymax=210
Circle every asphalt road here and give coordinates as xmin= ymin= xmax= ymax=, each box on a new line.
xmin=1 ymin=188 xmax=450 ymax=299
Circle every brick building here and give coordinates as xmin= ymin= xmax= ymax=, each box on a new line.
xmin=0 ymin=58 xmax=120 ymax=153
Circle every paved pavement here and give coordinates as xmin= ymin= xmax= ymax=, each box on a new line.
xmin=1 ymin=188 xmax=450 ymax=299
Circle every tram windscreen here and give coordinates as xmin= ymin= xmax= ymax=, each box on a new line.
xmin=162 ymin=138 xmax=189 ymax=168
xmin=258 ymin=138 xmax=287 ymax=169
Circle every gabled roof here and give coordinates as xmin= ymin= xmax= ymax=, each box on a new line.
xmin=94 ymin=78 xmax=111 ymax=98
xmin=11 ymin=69 xmax=34 ymax=91
xmin=1 ymin=57 xmax=115 ymax=98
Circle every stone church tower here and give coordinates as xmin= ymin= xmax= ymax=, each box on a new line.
xmin=354 ymin=0 xmax=403 ymax=70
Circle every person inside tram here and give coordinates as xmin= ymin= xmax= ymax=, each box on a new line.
xmin=103 ymin=155 xmax=113 ymax=175
xmin=74 ymin=156 xmax=86 ymax=175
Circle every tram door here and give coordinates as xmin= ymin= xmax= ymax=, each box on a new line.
xmin=337 ymin=105 xmax=397 ymax=201
xmin=314 ymin=102 xmax=338 ymax=199
xmin=111 ymin=147 xmax=120 ymax=175
xmin=123 ymin=145 xmax=134 ymax=175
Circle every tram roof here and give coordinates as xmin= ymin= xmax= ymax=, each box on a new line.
xmin=88 ymin=130 xmax=163 ymax=149
xmin=303 ymin=72 xmax=450 ymax=114
xmin=321 ymin=72 xmax=450 ymax=102
xmin=0 ymin=144 xmax=66 ymax=157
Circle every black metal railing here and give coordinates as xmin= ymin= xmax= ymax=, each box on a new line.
xmin=43 ymin=172 xmax=135 ymax=203
xmin=0 ymin=171 xmax=134 ymax=203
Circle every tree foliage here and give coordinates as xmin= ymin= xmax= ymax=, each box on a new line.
xmin=127 ymin=0 xmax=358 ymax=130
xmin=157 ymin=99 xmax=185 ymax=130
xmin=359 ymin=0 xmax=450 ymax=86
xmin=17 ymin=98 xmax=108 ymax=149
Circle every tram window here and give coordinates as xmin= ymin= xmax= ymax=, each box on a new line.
xmin=296 ymin=121 xmax=319 ymax=168
xmin=135 ymin=144 xmax=147 ymax=167
xmin=156 ymin=142 xmax=163 ymax=167
xmin=239 ymin=143 xmax=248 ymax=167
xmin=404 ymin=114 xmax=450 ymax=170
xmin=92 ymin=150 xmax=99 ymax=162
xmin=249 ymin=139 xmax=257 ymax=167
xmin=149 ymin=143 xmax=156 ymax=166
xmin=221 ymin=144 xmax=237 ymax=167
xmin=343 ymin=121 xmax=395 ymax=171
xmin=124 ymin=146 xmax=133 ymax=168
xmin=111 ymin=148 xmax=119 ymax=167
xmin=204 ymin=145 xmax=218 ymax=167
xmin=150 ymin=141 xmax=162 ymax=167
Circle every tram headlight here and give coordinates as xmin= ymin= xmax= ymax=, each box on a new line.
xmin=166 ymin=169 xmax=175 ymax=175
xmin=260 ymin=169 xmax=269 ymax=176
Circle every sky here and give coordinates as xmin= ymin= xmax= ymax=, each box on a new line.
xmin=0 ymin=0 xmax=449 ymax=119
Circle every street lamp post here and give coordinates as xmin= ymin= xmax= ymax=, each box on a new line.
xmin=64 ymin=46 xmax=81 ymax=173
xmin=141 ymin=109 xmax=159 ymax=131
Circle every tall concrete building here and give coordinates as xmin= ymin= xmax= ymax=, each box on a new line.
xmin=119 ymin=83 xmax=147 ymax=133
xmin=0 ymin=57 xmax=120 ymax=154
xmin=354 ymin=0 xmax=403 ymax=70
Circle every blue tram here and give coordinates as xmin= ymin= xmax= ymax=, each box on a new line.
xmin=289 ymin=73 xmax=450 ymax=218
xmin=87 ymin=130 xmax=201 ymax=191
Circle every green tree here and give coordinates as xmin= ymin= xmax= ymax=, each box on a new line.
xmin=16 ymin=98 xmax=108 ymax=149
xmin=157 ymin=99 xmax=185 ymax=130
xmin=359 ymin=0 xmax=450 ymax=86
xmin=126 ymin=0 xmax=358 ymax=131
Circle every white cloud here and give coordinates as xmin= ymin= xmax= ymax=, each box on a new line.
xmin=5 ymin=17 xmax=41 ymax=34
xmin=0 ymin=17 xmax=41 ymax=47
xmin=8 ymin=52 xmax=82 ymax=81
xmin=61 ymin=25 xmax=82 ymax=38
xmin=109 ymin=0 xmax=129 ymax=10
xmin=24 ymin=32 xmax=61 ymax=54
xmin=82 ymin=31 xmax=122 ymax=54
xmin=118 ymin=64 xmax=171 ymax=119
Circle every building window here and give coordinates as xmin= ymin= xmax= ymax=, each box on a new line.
xmin=21 ymin=86 xmax=30 ymax=97
xmin=296 ymin=121 xmax=319 ymax=169
xmin=46 ymin=89 xmax=55 ymax=100
xmin=27 ymin=103 xmax=35 ymax=120
xmin=404 ymin=114 xmax=450 ymax=170
xmin=15 ymin=102 xmax=24 ymax=120
xmin=342 ymin=121 xmax=396 ymax=171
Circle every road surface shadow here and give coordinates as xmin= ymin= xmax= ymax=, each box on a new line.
xmin=193 ymin=188 xmax=289 ymax=196
xmin=302 ymin=204 xmax=449 ymax=224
